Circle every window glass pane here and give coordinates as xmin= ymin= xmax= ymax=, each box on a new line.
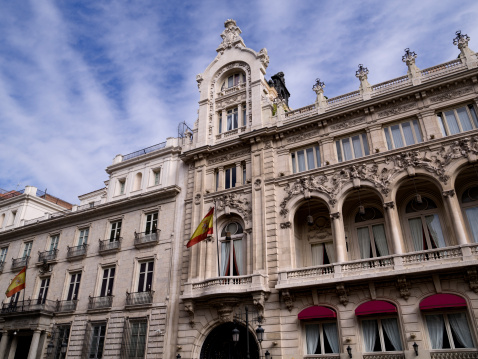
xmin=231 ymin=167 xmax=236 ymax=188
xmin=233 ymin=110 xmax=238 ymax=129
xmin=457 ymin=107 xmax=473 ymax=132
xmin=357 ymin=227 xmax=372 ymax=259
xmin=227 ymin=113 xmax=232 ymax=131
xmin=306 ymin=148 xmax=315 ymax=170
xmin=402 ymin=122 xmax=415 ymax=146
xmin=468 ymin=105 xmax=478 ymax=128
xmin=305 ymin=324 xmax=320 ymax=354
xmin=343 ymin=138 xmax=353 ymax=161
xmin=384 ymin=128 xmax=393 ymax=150
xmin=315 ymin=146 xmax=321 ymax=168
xmin=426 ymin=314 xmax=448 ymax=349
xmin=425 ymin=214 xmax=446 ymax=248
xmin=465 ymin=207 xmax=478 ymax=243
xmin=362 ymin=134 xmax=370 ymax=155
xmin=437 ymin=113 xmax=448 ymax=136
xmin=297 ymin=150 xmax=306 ymax=172
xmin=216 ymin=172 xmax=219 ymax=190
xmin=218 ymin=114 xmax=222 ymax=134
xmin=228 ymin=76 xmax=233 ymax=88
xmin=413 ymin=120 xmax=423 ymax=143
xmin=225 ymin=169 xmax=231 ymax=189
xmin=363 ymin=319 xmax=380 ymax=352
xmin=243 ymin=109 xmax=246 ymax=126
xmin=291 ymin=153 xmax=297 ymax=174
xmin=352 ymin=135 xmax=363 ymax=158
xmin=381 ymin=318 xmax=402 ymax=351
xmin=336 ymin=141 xmax=343 ymax=162
xmin=448 ymin=313 xmax=474 ymax=348
xmin=323 ymin=322 xmax=339 ymax=353
xmin=444 ymin=110 xmax=460 ymax=135
xmin=391 ymin=125 xmax=404 ymax=148
xmin=234 ymin=74 xmax=240 ymax=85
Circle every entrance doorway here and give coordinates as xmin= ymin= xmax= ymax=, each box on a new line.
xmin=14 ymin=333 xmax=32 ymax=359
xmin=200 ymin=322 xmax=260 ymax=359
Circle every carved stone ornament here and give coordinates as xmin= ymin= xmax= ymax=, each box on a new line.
xmin=194 ymin=193 xmax=201 ymax=205
xmin=329 ymin=117 xmax=364 ymax=131
xmin=465 ymin=268 xmax=478 ymax=293
xmin=184 ymin=301 xmax=195 ymax=328
xmin=252 ymin=292 xmax=267 ymax=321
xmin=442 ymin=189 xmax=456 ymax=198
xmin=281 ymin=290 xmax=294 ymax=312
xmin=396 ymin=275 xmax=411 ymax=300
xmin=214 ymin=302 xmax=236 ymax=323
xmin=429 ymin=87 xmax=473 ymax=103
xmin=258 ymin=48 xmax=270 ymax=68
xmin=215 ymin=193 xmax=252 ymax=223
xmin=377 ymin=102 xmax=416 ymax=118
xmin=196 ymin=74 xmax=203 ymax=88
xmin=254 ymin=179 xmax=262 ymax=191
xmin=217 ymin=19 xmax=245 ymax=53
xmin=208 ymin=149 xmax=250 ymax=165
xmin=336 ymin=284 xmax=349 ymax=306
xmin=280 ymin=221 xmax=291 ymax=229
xmin=286 ymin=129 xmax=319 ymax=144
xmin=384 ymin=201 xmax=395 ymax=209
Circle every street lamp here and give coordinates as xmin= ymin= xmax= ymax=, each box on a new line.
xmin=232 ymin=327 xmax=240 ymax=343
xmin=413 ymin=342 xmax=419 ymax=356
xmin=255 ymin=324 xmax=264 ymax=344
xmin=265 ymin=350 xmax=271 ymax=359
xmin=46 ymin=341 xmax=54 ymax=355
xmin=176 ymin=354 xmax=181 ymax=359
xmin=347 ymin=345 xmax=352 ymax=358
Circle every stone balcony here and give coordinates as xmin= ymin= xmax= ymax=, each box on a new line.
xmin=182 ymin=273 xmax=269 ymax=300
xmin=216 ymin=82 xmax=246 ymax=97
xmin=98 ymin=238 xmax=121 ymax=255
xmin=430 ymin=351 xmax=478 ymax=359
xmin=134 ymin=231 xmax=160 ymax=248
xmin=276 ymin=244 xmax=478 ymax=290
xmin=37 ymin=249 xmax=58 ymax=263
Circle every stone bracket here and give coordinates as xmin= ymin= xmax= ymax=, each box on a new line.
xmin=184 ymin=300 xmax=195 ymax=328
xmin=396 ymin=275 xmax=411 ymax=300
xmin=281 ymin=290 xmax=295 ymax=312
xmin=336 ymin=283 xmax=349 ymax=306
xmin=465 ymin=267 xmax=478 ymax=293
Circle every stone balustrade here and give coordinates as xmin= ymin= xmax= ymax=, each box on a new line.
xmin=430 ymin=352 xmax=478 ymax=359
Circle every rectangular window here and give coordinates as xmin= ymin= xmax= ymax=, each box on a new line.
xmin=384 ymin=119 xmax=422 ymax=150
xmin=100 ymin=267 xmax=115 ymax=297
xmin=109 ymin=220 xmax=122 ymax=241
xmin=8 ymin=210 xmax=17 ymax=226
xmin=88 ymin=323 xmax=107 ymax=359
xmin=438 ymin=104 xmax=478 ymax=136
xmin=426 ymin=313 xmax=474 ymax=349
xmin=118 ymin=179 xmax=126 ymax=195
xmin=0 ymin=247 xmax=8 ymax=263
xmin=137 ymin=261 xmax=154 ymax=292
xmin=37 ymin=277 xmax=50 ymax=304
xmin=362 ymin=318 xmax=402 ymax=352
xmin=67 ymin=272 xmax=81 ymax=301
xmin=78 ymin=228 xmax=89 ymax=246
xmin=225 ymin=167 xmax=237 ymax=189
xmin=145 ymin=213 xmax=158 ymax=235
xmin=291 ymin=146 xmax=321 ymax=174
xmin=122 ymin=320 xmax=148 ymax=359
xmin=227 ymin=108 xmax=239 ymax=131
xmin=50 ymin=235 xmax=59 ymax=251
xmin=242 ymin=164 xmax=246 ymax=185
xmin=336 ymin=133 xmax=369 ymax=162
xmin=153 ymin=170 xmax=161 ymax=186
xmin=216 ymin=171 xmax=219 ymax=191
xmin=23 ymin=241 xmax=33 ymax=258
xmin=218 ymin=113 xmax=223 ymax=134
xmin=305 ymin=322 xmax=339 ymax=354
xmin=52 ymin=325 xmax=70 ymax=359
xmin=242 ymin=107 xmax=246 ymax=126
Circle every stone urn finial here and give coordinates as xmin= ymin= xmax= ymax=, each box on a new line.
xmin=402 ymin=48 xmax=421 ymax=85
xmin=355 ymin=64 xmax=372 ymax=99
xmin=313 ymin=79 xmax=327 ymax=113
xmin=453 ymin=30 xmax=477 ymax=69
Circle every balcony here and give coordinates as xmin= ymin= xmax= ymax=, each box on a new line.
xmin=430 ymin=351 xmax=478 ymax=359
xmin=182 ymin=273 xmax=270 ymax=300
xmin=88 ymin=295 xmax=113 ymax=310
xmin=56 ymin=299 xmax=78 ymax=313
xmin=66 ymin=244 xmax=87 ymax=261
xmin=363 ymin=354 xmax=405 ymax=359
xmin=276 ymin=244 xmax=478 ymax=290
xmin=99 ymin=238 xmax=121 ymax=255
xmin=38 ymin=249 xmax=58 ymax=263
xmin=125 ymin=291 xmax=154 ymax=307
xmin=134 ymin=231 xmax=160 ymax=248
xmin=12 ymin=256 xmax=29 ymax=270
xmin=1 ymin=298 xmax=56 ymax=315
xmin=216 ymin=81 xmax=246 ymax=97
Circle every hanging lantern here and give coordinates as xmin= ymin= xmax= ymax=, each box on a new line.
xmin=415 ymin=194 xmax=422 ymax=204
xmin=307 ymin=215 xmax=314 ymax=226
xmin=359 ymin=205 xmax=365 ymax=215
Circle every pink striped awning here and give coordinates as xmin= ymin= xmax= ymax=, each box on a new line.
xmin=298 ymin=306 xmax=336 ymax=320
xmin=355 ymin=301 xmax=397 ymax=316
xmin=420 ymin=294 xmax=467 ymax=310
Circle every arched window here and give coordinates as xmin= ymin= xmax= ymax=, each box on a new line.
xmin=353 ymin=207 xmax=389 ymax=259
xmin=299 ymin=306 xmax=339 ymax=355
xmin=133 ymin=172 xmax=142 ymax=191
xmin=219 ymin=221 xmax=244 ymax=276
xmin=461 ymin=185 xmax=478 ymax=242
xmin=404 ymin=196 xmax=446 ymax=251
xmin=220 ymin=72 xmax=246 ymax=90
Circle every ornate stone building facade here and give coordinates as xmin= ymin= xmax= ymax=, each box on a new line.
xmin=178 ymin=21 xmax=478 ymax=359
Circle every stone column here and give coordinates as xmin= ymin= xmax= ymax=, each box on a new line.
xmin=27 ymin=329 xmax=42 ymax=359
xmin=0 ymin=331 xmax=9 ymax=359
xmin=330 ymin=213 xmax=347 ymax=263
xmin=237 ymin=103 xmax=243 ymax=127
xmin=7 ymin=336 xmax=17 ymax=359
xmin=383 ymin=202 xmax=404 ymax=254
xmin=218 ymin=167 xmax=225 ymax=190
xmin=443 ymin=190 xmax=469 ymax=245
xmin=221 ymin=109 xmax=227 ymax=133
xmin=320 ymin=138 xmax=335 ymax=165
xmin=235 ymin=162 xmax=242 ymax=187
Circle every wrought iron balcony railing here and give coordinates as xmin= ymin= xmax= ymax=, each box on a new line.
xmin=12 ymin=256 xmax=29 ymax=270
xmin=56 ymin=299 xmax=78 ymax=312
xmin=66 ymin=244 xmax=87 ymax=260
xmin=38 ymin=249 xmax=58 ymax=262
xmin=1 ymin=298 xmax=56 ymax=314
xmin=134 ymin=231 xmax=160 ymax=247
xmin=125 ymin=291 xmax=154 ymax=306
xmin=88 ymin=295 xmax=113 ymax=310
xmin=99 ymin=238 xmax=121 ymax=254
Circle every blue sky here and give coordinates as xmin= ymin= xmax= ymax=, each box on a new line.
xmin=0 ymin=0 xmax=477 ymax=203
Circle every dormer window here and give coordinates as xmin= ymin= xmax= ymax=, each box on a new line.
xmin=221 ymin=73 xmax=246 ymax=90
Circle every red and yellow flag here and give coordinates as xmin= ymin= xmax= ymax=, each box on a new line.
xmin=187 ymin=208 xmax=214 ymax=248
xmin=5 ymin=266 xmax=26 ymax=297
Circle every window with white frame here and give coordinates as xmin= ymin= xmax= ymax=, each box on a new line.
xmin=362 ymin=317 xmax=403 ymax=352
xmin=220 ymin=221 xmax=245 ymax=276
xmin=221 ymin=73 xmax=246 ymax=90
xmin=78 ymin=228 xmax=89 ymax=246
xmin=405 ymin=197 xmax=447 ymax=251
xmin=227 ymin=108 xmax=239 ymax=131
xmin=49 ymin=234 xmax=59 ymax=252
xmin=145 ymin=213 xmax=158 ymax=235
xmin=100 ymin=267 xmax=115 ymax=297
xmin=437 ymin=104 xmax=478 ymax=136
xmin=242 ymin=106 xmax=247 ymax=127
xmin=109 ymin=220 xmax=122 ymax=241
xmin=37 ymin=277 xmax=50 ymax=304
xmin=354 ymin=207 xmax=390 ymax=259
xmin=384 ymin=119 xmax=422 ymax=150
xmin=22 ymin=241 xmax=33 ymax=258
xmin=67 ymin=272 xmax=81 ymax=301
xmin=153 ymin=169 xmax=161 ymax=186
xmin=117 ymin=179 xmax=126 ymax=195
xmin=460 ymin=186 xmax=478 ymax=243
xmin=7 ymin=210 xmax=17 ymax=226
xmin=425 ymin=312 xmax=474 ymax=349
xmin=86 ymin=322 xmax=107 ymax=359
xmin=216 ymin=166 xmax=238 ymax=190
xmin=305 ymin=322 xmax=339 ymax=355
xmin=0 ymin=247 xmax=8 ymax=263
xmin=122 ymin=319 xmax=148 ymax=359
xmin=336 ymin=133 xmax=370 ymax=162
xmin=137 ymin=261 xmax=154 ymax=292
xmin=291 ymin=145 xmax=321 ymax=174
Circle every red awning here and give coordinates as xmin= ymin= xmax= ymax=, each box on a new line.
xmin=355 ymin=301 xmax=397 ymax=316
xmin=298 ymin=306 xmax=337 ymax=320
xmin=420 ymin=294 xmax=467 ymax=310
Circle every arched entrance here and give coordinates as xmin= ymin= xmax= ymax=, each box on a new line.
xmin=200 ymin=322 xmax=260 ymax=359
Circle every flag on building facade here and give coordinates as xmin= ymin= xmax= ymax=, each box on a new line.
xmin=187 ymin=207 xmax=214 ymax=248
xmin=5 ymin=266 xmax=26 ymax=297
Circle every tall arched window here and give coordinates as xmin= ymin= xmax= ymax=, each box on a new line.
xmin=353 ymin=207 xmax=390 ymax=259
xmin=461 ymin=185 xmax=478 ymax=242
xmin=404 ymin=197 xmax=447 ymax=251
xmin=220 ymin=72 xmax=246 ymax=90
xmin=220 ymin=221 xmax=244 ymax=276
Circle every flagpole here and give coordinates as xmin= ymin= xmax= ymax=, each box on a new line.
xmin=213 ymin=199 xmax=220 ymax=277
xmin=22 ymin=266 xmax=26 ymax=311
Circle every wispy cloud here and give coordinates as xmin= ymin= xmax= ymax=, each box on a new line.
xmin=0 ymin=0 xmax=477 ymax=202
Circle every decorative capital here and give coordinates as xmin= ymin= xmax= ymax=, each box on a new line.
xmin=402 ymin=48 xmax=417 ymax=65
xmin=453 ymin=30 xmax=470 ymax=49
xmin=355 ymin=64 xmax=369 ymax=80
xmin=442 ymin=189 xmax=456 ymax=198
xmin=312 ymin=78 xmax=325 ymax=94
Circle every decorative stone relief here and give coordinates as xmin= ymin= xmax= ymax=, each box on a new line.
xmin=258 ymin=48 xmax=270 ymax=68
xmin=254 ymin=179 xmax=262 ymax=191
xmin=396 ymin=275 xmax=411 ymax=300
xmin=465 ymin=268 xmax=478 ymax=293
xmin=329 ymin=117 xmax=365 ymax=131
xmin=281 ymin=290 xmax=294 ymax=312
xmin=215 ymin=302 xmax=236 ymax=323
xmin=252 ymin=292 xmax=267 ymax=321
xmin=216 ymin=93 xmax=247 ymax=110
xmin=383 ymin=201 xmax=395 ymax=209
xmin=429 ymin=87 xmax=473 ymax=103
xmin=215 ymin=193 xmax=252 ymax=223
xmin=280 ymin=221 xmax=291 ymax=229
xmin=442 ymin=189 xmax=456 ymax=198
xmin=196 ymin=74 xmax=203 ymax=89
xmin=336 ymin=284 xmax=349 ymax=306
xmin=194 ymin=193 xmax=201 ymax=205
xmin=216 ymin=19 xmax=245 ymax=53
xmin=286 ymin=130 xmax=320 ymax=144
xmin=377 ymin=102 xmax=416 ymax=118
xmin=208 ymin=149 xmax=250 ymax=165
xmin=184 ymin=301 xmax=195 ymax=328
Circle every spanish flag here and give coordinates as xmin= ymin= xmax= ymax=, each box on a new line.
xmin=5 ymin=266 xmax=26 ymax=297
xmin=187 ymin=208 xmax=214 ymax=248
